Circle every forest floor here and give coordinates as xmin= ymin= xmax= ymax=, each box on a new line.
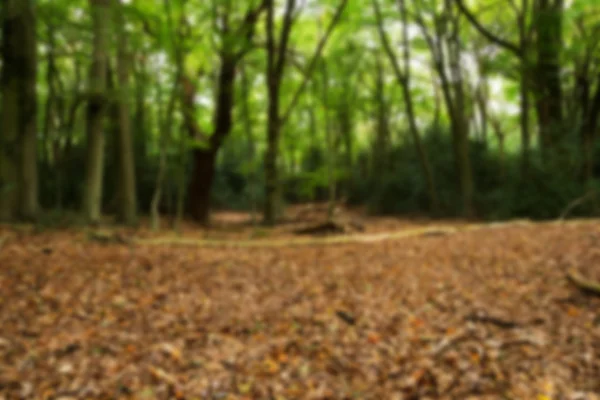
xmin=1 ymin=205 xmax=599 ymax=399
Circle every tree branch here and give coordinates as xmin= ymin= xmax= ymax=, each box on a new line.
xmin=372 ymin=0 xmax=407 ymax=84
xmin=235 ymin=0 xmax=268 ymax=60
xmin=455 ymin=0 xmax=522 ymax=57
xmin=275 ymin=0 xmax=298 ymax=78
xmin=280 ymin=0 xmax=349 ymax=126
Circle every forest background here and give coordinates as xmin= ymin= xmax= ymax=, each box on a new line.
xmin=2 ymin=0 xmax=600 ymax=227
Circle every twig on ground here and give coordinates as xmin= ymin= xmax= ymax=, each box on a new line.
xmin=430 ymin=329 xmax=473 ymax=358
xmin=566 ymin=269 xmax=600 ymax=296
xmin=335 ymin=310 xmax=356 ymax=325
xmin=465 ymin=311 xmax=519 ymax=329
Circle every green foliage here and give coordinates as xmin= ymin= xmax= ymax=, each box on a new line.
xmin=342 ymin=127 xmax=600 ymax=220
xmin=15 ymin=0 xmax=600 ymax=225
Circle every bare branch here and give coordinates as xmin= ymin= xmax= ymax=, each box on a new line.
xmin=454 ymin=0 xmax=522 ymax=57
xmin=280 ymin=0 xmax=349 ymax=126
xmin=372 ymin=0 xmax=407 ymax=84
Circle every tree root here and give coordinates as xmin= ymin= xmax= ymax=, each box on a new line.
xmin=566 ymin=269 xmax=600 ymax=296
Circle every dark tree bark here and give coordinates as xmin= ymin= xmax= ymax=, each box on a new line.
xmin=372 ymin=53 xmax=391 ymax=179
xmin=186 ymin=55 xmax=236 ymax=223
xmin=263 ymin=0 xmax=295 ymax=225
xmin=188 ymin=149 xmax=217 ymax=224
xmin=0 ymin=0 xmax=38 ymax=221
xmin=43 ymin=23 xmax=58 ymax=169
xmin=82 ymin=0 xmax=110 ymax=224
xmin=185 ymin=2 xmax=267 ymax=225
xmin=533 ymin=0 xmax=564 ymax=160
xmin=578 ymin=71 xmax=600 ymax=182
xmin=114 ymin=0 xmax=138 ymax=225
xmin=54 ymin=60 xmax=83 ymax=209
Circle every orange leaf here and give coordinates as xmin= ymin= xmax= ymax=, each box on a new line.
xmin=410 ymin=317 xmax=425 ymax=329
xmin=173 ymin=388 xmax=185 ymax=399
xmin=277 ymin=352 xmax=289 ymax=363
xmin=567 ymin=305 xmax=581 ymax=317
xmin=367 ymin=331 xmax=381 ymax=344
xmin=262 ymin=358 xmax=280 ymax=375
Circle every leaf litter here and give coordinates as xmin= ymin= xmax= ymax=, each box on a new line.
xmin=0 ymin=220 xmax=599 ymax=399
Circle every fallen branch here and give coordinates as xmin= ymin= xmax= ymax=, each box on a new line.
xmin=87 ymin=231 xmax=131 ymax=245
xmin=465 ymin=311 xmax=519 ymax=329
xmin=430 ymin=329 xmax=473 ymax=358
xmin=559 ymin=191 xmax=596 ymax=221
xmin=335 ymin=310 xmax=357 ymax=325
xmin=294 ymin=218 xmax=365 ymax=236
xmin=566 ymin=269 xmax=600 ymax=296
xmin=499 ymin=338 xmax=542 ymax=349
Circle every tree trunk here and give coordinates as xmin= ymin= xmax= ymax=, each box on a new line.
xmin=150 ymin=121 xmax=166 ymax=232
xmin=491 ymin=117 xmax=507 ymax=181
xmin=43 ymin=24 xmax=57 ymax=169
xmin=373 ymin=54 xmax=390 ymax=178
xmin=185 ymin=55 xmax=237 ymax=224
xmin=262 ymin=0 xmax=346 ymax=224
xmin=448 ymin=11 xmax=474 ymax=217
xmin=451 ymin=85 xmax=474 ymax=217
xmin=432 ymin=32 xmax=474 ymax=217
xmin=188 ymin=149 xmax=217 ymax=224
xmin=403 ymin=81 xmax=439 ymax=213
xmin=337 ymin=93 xmax=353 ymax=200
xmin=263 ymin=0 xmax=291 ymax=226
xmin=399 ymin=0 xmax=438 ymax=213
xmin=174 ymin=119 xmax=187 ymax=232
xmin=114 ymin=0 xmax=137 ymax=225
xmin=240 ymin=64 xmax=259 ymax=224
xmin=517 ymin=4 xmax=532 ymax=174
xmin=321 ymin=61 xmax=337 ymax=220
xmin=20 ymin=3 xmax=39 ymax=221
xmin=534 ymin=0 xmax=564 ymax=162
xmin=58 ymin=79 xmax=83 ymax=209
xmin=82 ymin=0 xmax=110 ymax=224
xmin=263 ymin=85 xmax=281 ymax=225
xmin=373 ymin=0 xmax=439 ymax=213
xmin=0 ymin=0 xmax=38 ymax=221
xmin=150 ymin=72 xmax=179 ymax=231
xmin=133 ymin=57 xmax=149 ymax=166
xmin=475 ymin=83 xmax=488 ymax=146
xmin=519 ymin=63 xmax=531 ymax=173
xmin=579 ymin=72 xmax=600 ymax=183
